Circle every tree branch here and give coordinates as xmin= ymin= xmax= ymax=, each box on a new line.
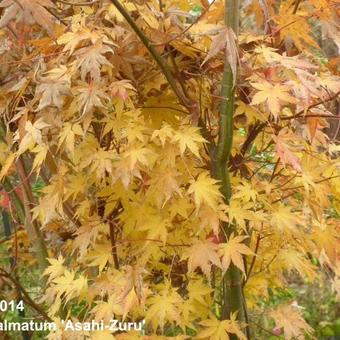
xmin=212 ymin=1 xmax=248 ymax=335
xmin=213 ymin=0 xmax=239 ymax=201
xmin=271 ymin=175 xmax=340 ymax=203
xmin=110 ymin=0 xmax=211 ymax=144
xmin=244 ymin=233 xmax=261 ymax=285
xmin=109 ymin=0 xmax=193 ymax=111
xmin=281 ymin=90 xmax=340 ymax=120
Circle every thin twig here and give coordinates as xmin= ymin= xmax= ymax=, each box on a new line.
xmin=141 ymin=105 xmax=189 ymax=115
xmin=244 ymin=234 xmax=261 ymax=285
xmin=281 ymin=91 xmax=340 ymax=120
xmin=271 ymin=175 xmax=340 ymax=203
xmin=250 ymin=320 xmax=279 ymax=337
xmin=152 ymin=0 xmax=216 ymax=47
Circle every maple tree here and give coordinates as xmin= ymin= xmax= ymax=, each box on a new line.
xmin=0 ymin=0 xmax=339 ymax=339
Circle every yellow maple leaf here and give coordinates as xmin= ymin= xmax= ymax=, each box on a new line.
xmin=58 ymin=123 xmax=83 ymax=155
xmin=311 ymin=221 xmax=339 ymax=264
xmin=198 ymin=314 xmax=246 ymax=340
xmin=251 ymin=81 xmax=295 ymax=118
xmin=172 ymin=126 xmax=206 ymax=157
xmin=273 ymin=130 xmax=302 ymax=172
xmin=75 ymin=43 xmax=114 ymax=82
xmin=0 ymin=0 xmax=57 ymax=35
xmin=151 ymin=123 xmax=174 ymax=147
xmin=147 ymin=167 xmax=181 ymax=205
xmin=235 ymin=100 xmax=267 ymax=126
xmin=139 ymin=215 xmax=170 ymax=245
xmin=202 ymin=27 xmax=238 ymax=87
xmin=17 ymin=119 xmax=50 ymax=155
xmin=233 ymin=182 xmax=258 ymax=202
xmin=75 ymin=82 xmax=108 ymax=116
xmin=146 ymin=283 xmax=183 ymax=331
xmin=278 ymin=249 xmax=317 ymax=280
xmin=110 ymin=80 xmax=136 ymax=101
xmin=85 ymin=243 xmax=112 ymax=272
xmin=52 ymin=269 xmax=88 ymax=303
xmin=188 ymin=172 xmax=222 ymax=209
xmin=275 ymin=7 xmax=319 ymax=51
xmin=219 ymin=234 xmax=253 ymax=275
xmin=270 ymin=204 xmax=301 ymax=233
xmin=197 ymin=205 xmax=224 ymax=235
xmin=90 ymin=295 xmax=123 ymax=322
xmin=31 ymin=144 xmax=48 ymax=175
xmin=183 ymin=240 xmax=222 ymax=277
xmin=226 ymin=200 xmax=265 ymax=230
xmin=43 ymin=255 xmax=65 ymax=283
xmin=187 ymin=279 xmax=213 ymax=306
xmin=57 ymin=26 xmax=102 ymax=55
xmin=36 ymin=80 xmax=71 ymax=111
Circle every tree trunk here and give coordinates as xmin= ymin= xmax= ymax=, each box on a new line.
xmin=211 ymin=0 xmax=248 ymax=337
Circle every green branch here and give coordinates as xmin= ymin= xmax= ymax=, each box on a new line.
xmin=211 ymin=0 xmax=249 ymax=337
xmin=213 ymin=0 xmax=239 ymax=201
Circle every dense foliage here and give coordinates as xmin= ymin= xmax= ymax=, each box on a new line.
xmin=0 ymin=0 xmax=339 ymax=339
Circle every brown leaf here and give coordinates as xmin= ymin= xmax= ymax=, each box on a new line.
xmin=306 ymin=116 xmax=320 ymax=141
xmin=202 ymin=28 xmax=228 ymax=65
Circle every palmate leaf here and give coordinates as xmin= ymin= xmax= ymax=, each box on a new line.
xmin=251 ymin=81 xmax=296 ymax=119
xmin=75 ymin=43 xmax=114 ymax=82
xmin=270 ymin=303 xmax=314 ymax=340
xmin=183 ymin=240 xmax=222 ymax=277
xmin=198 ymin=314 xmax=246 ymax=340
xmin=172 ymin=126 xmax=207 ymax=158
xmin=218 ymin=234 xmax=253 ymax=275
xmin=188 ymin=172 xmax=222 ymax=209
xmin=145 ymin=283 xmax=183 ymax=331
